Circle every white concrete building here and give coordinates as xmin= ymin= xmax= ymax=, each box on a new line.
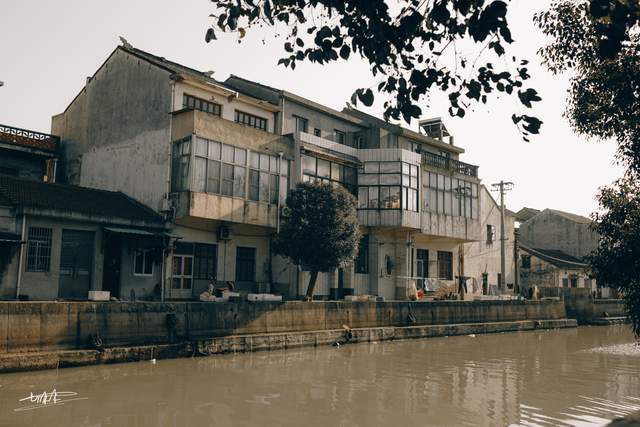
xmin=49 ymin=43 xmax=515 ymax=301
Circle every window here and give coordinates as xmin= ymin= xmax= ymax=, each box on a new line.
xmin=437 ymin=251 xmax=453 ymax=280
xmin=172 ymin=255 xmax=193 ymax=289
xmin=416 ymin=249 xmax=429 ymax=278
xmin=171 ymin=138 xmax=191 ymax=192
xmin=424 ymin=172 xmax=478 ymax=219
xmin=133 ymin=249 xmax=154 ymax=276
xmin=355 ymin=236 xmax=369 ymax=274
xmin=294 ymin=116 xmax=309 ymax=133
xmin=334 ymin=130 xmax=346 ymax=145
xmin=26 ymin=227 xmax=52 ymax=272
xmin=236 ymin=247 xmax=256 ymax=282
xmin=194 ymin=244 xmax=217 ymax=280
xmin=183 ymin=94 xmax=221 ymax=116
xmin=570 ymin=277 xmax=578 ymax=288
xmin=357 ymin=161 xmax=417 ymax=211
xmin=301 ymin=153 xmax=357 ymax=194
xmin=235 ymin=110 xmax=268 ymax=131
xmin=521 ymin=255 xmax=531 ymax=269
xmin=562 ymin=278 xmax=569 ymax=288
xmin=486 ymin=225 xmax=496 ymax=244
xmin=181 ymin=137 xmax=287 ymax=204
xmin=313 ymin=128 xmax=321 ymax=137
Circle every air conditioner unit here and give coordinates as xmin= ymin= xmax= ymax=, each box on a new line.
xmin=218 ymin=225 xmax=232 ymax=240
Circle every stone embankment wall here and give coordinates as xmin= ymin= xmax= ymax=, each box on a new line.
xmin=538 ymin=288 xmax=627 ymax=323
xmin=0 ymin=300 xmax=567 ymax=354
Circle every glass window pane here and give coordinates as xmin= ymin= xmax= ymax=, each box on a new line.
xmin=402 ymin=175 xmax=410 ymax=187
xmin=181 ymin=140 xmax=191 ymax=155
xmin=195 ymin=138 xmax=208 ymax=157
xmin=364 ymin=162 xmax=379 ymax=174
xmin=234 ymin=147 xmax=247 ymax=165
xmin=411 ymin=165 xmax=418 ymax=177
xmin=445 ymin=176 xmax=451 ymax=191
xmin=144 ymin=251 xmax=153 ymax=275
xmin=317 ymin=159 xmax=330 ymax=178
xmin=260 ymin=172 xmax=269 ymax=202
xmin=380 ymin=187 xmax=390 ymax=209
xmin=249 ymin=170 xmax=260 ymax=201
xmin=429 ymin=172 xmax=437 ymax=188
xmin=402 ymin=163 xmax=410 ymax=175
xmin=359 ymin=174 xmax=378 ymax=185
xmin=183 ymin=257 xmax=193 ymax=275
xmin=269 ymin=174 xmax=278 ymax=204
xmin=221 ymin=164 xmax=233 ymax=196
xmin=135 ymin=251 xmax=143 ymax=274
xmin=270 ymin=156 xmax=278 ymax=173
xmin=194 ymin=157 xmax=207 ymax=192
xmin=234 ymin=166 xmax=246 ymax=197
xmin=344 ymin=166 xmax=357 ymax=185
xmin=472 ymin=183 xmax=478 ymax=198
xmin=380 ymin=162 xmax=401 ymax=173
xmin=222 ymin=144 xmax=234 ymax=163
xmin=438 ymin=174 xmax=444 ymax=189
xmin=280 ymin=159 xmax=288 ymax=177
xmin=368 ymin=187 xmax=379 ymax=209
xmin=389 ymin=187 xmax=401 ymax=209
xmin=207 ymin=160 xmax=220 ymax=193
xmin=173 ymin=257 xmax=182 ymax=275
xmin=302 ymin=154 xmax=316 ymax=175
xmin=331 ymin=163 xmax=341 ymax=181
xmin=410 ymin=176 xmax=418 ymax=188
xmin=358 ymin=187 xmax=368 ymax=209
xmin=444 ymin=192 xmax=452 ymax=215
xmin=260 ymin=153 xmax=270 ymax=171
xmin=182 ymin=278 xmax=192 ymax=289
xmin=250 ymin=151 xmax=260 ymax=169
xmin=208 ymin=141 xmax=221 ymax=160
xmin=380 ymin=174 xmax=401 ymax=185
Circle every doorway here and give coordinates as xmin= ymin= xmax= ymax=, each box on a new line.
xmin=102 ymin=232 xmax=122 ymax=299
xmin=58 ymin=230 xmax=95 ymax=299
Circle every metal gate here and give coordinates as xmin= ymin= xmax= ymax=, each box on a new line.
xmin=58 ymin=230 xmax=94 ymax=299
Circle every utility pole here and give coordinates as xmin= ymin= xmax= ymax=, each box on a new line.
xmin=491 ymin=180 xmax=513 ymax=293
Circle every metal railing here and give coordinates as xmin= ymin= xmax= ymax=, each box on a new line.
xmin=422 ymin=151 xmax=478 ymax=178
xmin=0 ymin=124 xmax=60 ymax=152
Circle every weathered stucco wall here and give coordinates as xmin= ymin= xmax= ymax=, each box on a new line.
xmin=519 ymin=210 xmax=598 ymax=259
xmin=52 ymin=48 xmax=173 ymax=211
xmin=464 ymin=185 xmax=516 ymax=293
xmin=0 ymin=299 xmax=567 ymax=354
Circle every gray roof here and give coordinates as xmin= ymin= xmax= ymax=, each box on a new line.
xmin=0 ymin=174 xmax=163 ymax=225
xmin=515 ymin=207 xmax=541 ymax=222
xmin=545 ymin=209 xmax=592 ymax=225
xmin=520 ymin=245 xmax=588 ymax=269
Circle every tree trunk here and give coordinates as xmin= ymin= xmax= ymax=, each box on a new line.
xmin=304 ymin=270 xmax=319 ymax=301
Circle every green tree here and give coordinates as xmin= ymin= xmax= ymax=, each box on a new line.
xmin=274 ymin=182 xmax=360 ymax=301
xmin=589 ymin=176 xmax=640 ymax=337
xmin=536 ymin=1 xmax=640 ymax=335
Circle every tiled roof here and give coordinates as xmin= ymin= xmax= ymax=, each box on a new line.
xmin=520 ymin=245 xmax=588 ymax=269
xmin=515 ymin=207 xmax=541 ymax=222
xmin=0 ymin=174 xmax=163 ymax=224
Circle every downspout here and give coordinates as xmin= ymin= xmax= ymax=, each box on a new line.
xmin=162 ymin=78 xmax=177 ymax=302
xmin=15 ymin=214 xmax=26 ymax=299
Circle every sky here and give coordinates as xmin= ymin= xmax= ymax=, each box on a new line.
xmin=0 ymin=0 xmax=624 ymax=217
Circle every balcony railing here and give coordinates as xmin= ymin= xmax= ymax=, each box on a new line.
xmin=422 ymin=152 xmax=478 ymax=178
xmin=0 ymin=124 xmax=60 ymax=152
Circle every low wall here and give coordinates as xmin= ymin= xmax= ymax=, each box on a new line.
xmin=538 ymin=288 xmax=626 ymax=323
xmin=0 ymin=300 xmax=567 ymax=355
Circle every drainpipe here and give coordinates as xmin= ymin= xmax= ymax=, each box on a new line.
xmin=52 ymin=159 xmax=58 ymax=183
xmin=15 ymin=214 xmax=26 ymax=299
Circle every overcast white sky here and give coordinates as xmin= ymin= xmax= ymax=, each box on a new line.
xmin=0 ymin=0 xmax=623 ymax=217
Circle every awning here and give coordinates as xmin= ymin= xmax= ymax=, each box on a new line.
xmin=104 ymin=226 xmax=158 ymax=236
xmin=0 ymin=231 xmax=23 ymax=244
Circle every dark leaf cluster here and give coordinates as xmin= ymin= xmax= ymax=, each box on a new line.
xmin=207 ymin=0 xmax=542 ymax=138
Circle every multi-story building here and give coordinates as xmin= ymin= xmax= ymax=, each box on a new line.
xmin=0 ymin=123 xmax=59 ymax=182
xmin=50 ymin=43 xmax=510 ymax=301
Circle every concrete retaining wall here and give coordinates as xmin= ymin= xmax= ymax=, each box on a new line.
xmin=0 ymin=300 xmax=567 ymax=354
xmin=538 ymin=287 xmax=627 ymax=323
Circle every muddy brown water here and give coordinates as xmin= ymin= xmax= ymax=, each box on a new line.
xmin=0 ymin=325 xmax=638 ymax=427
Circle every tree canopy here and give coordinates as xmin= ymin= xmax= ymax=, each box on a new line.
xmin=536 ymin=1 xmax=640 ymax=335
xmin=207 ymin=0 xmax=543 ymax=140
xmin=273 ymin=183 xmax=360 ymax=300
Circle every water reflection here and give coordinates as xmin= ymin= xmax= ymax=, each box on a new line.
xmin=0 ymin=326 xmax=638 ymax=426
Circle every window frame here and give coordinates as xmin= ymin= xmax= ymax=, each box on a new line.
xmin=183 ymin=93 xmax=222 ymax=117
xmin=133 ymin=249 xmax=154 ymax=276
xmin=236 ymin=246 xmax=256 ymax=282
xmin=26 ymin=227 xmax=52 ymax=273
xmin=172 ymin=254 xmax=193 ymax=290
xmin=437 ymin=251 xmax=453 ymax=280
xmin=235 ymin=110 xmax=268 ymax=131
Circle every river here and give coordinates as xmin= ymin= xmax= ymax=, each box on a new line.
xmin=0 ymin=325 xmax=638 ymax=426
